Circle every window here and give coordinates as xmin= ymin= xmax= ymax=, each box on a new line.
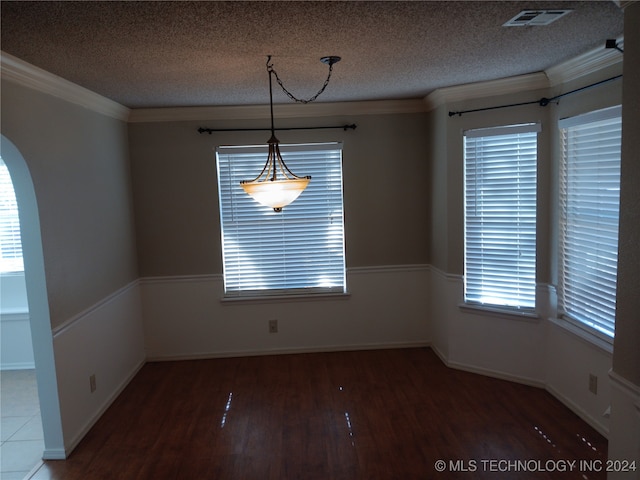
xmin=0 ymin=157 xmax=24 ymax=274
xmin=216 ymin=142 xmax=346 ymax=297
xmin=558 ymin=106 xmax=621 ymax=339
xmin=463 ymin=123 xmax=539 ymax=310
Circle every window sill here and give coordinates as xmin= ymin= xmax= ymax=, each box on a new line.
xmin=458 ymin=302 xmax=540 ymax=323
xmin=0 ymin=309 xmax=30 ymax=321
xmin=221 ymin=292 xmax=351 ymax=305
xmin=0 ymin=271 xmax=25 ymax=277
xmin=548 ymin=317 xmax=613 ymax=354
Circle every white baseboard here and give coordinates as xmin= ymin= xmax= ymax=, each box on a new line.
xmin=147 ymin=341 xmax=430 ymax=362
xmin=429 ymin=343 xmax=447 ymax=365
xmin=41 ymin=448 xmax=66 ymax=461
xmin=546 ymin=384 xmax=609 ymax=438
xmin=432 ymin=340 xmax=609 ymax=438
xmin=51 ymin=280 xmax=146 ymax=457
xmin=64 ymin=359 xmax=145 ymax=455
xmin=432 ymin=347 xmax=545 ymax=389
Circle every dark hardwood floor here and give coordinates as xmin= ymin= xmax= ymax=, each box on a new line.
xmin=31 ymin=348 xmax=607 ymax=479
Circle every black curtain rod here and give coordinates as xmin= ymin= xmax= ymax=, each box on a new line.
xmin=448 ymin=74 xmax=623 ymax=117
xmin=198 ymin=124 xmax=357 ymax=134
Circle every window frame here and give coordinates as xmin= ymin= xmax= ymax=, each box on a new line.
xmin=216 ymin=142 xmax=347 ymax=299
xmin=462 ymin=122 xmax=541 ymax=313
xmin=0 ymin=157 xmax=24 ymax=274
xmin=558 ymin=105 xmax=622 ymax=342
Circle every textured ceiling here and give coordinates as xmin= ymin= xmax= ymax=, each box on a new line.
xmin=0 ymin=1 xmax=625 ymax=109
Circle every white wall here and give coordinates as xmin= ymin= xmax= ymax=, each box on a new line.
xmin=430 ymin=268 xmax=613 ymax=436
xmin=52 ymin=281 xmax=145 ymax=454
xmin=0 ymin=272 xmax=28 ymax=310
xmin=0 ymin=272 xmax=34 ymax=369
xmin=0 ymin=311 xmax=34 ymax=369
xmin=141 ymin=266 xmax=430 ymax=360
xmin=546 ymin=321 xmax=613 ymax=436
xmin=430 ymin=268 xmax=545 ymax=388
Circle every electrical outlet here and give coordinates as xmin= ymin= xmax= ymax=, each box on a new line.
xmin=90 ymin=374 xmax=97 ymax=393
xmin=589 ymin=373 xmax=598 ymax=395
xmin=269 ymin=319 xmax=278 ymax=333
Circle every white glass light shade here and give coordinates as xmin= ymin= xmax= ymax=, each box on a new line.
xmin=241 ymin=177 xmax=310 ymax=212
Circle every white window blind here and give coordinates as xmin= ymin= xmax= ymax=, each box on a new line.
xmin=0 ymin=157 xmax=24 ymax=273
xmin=463 ymin=123 xmax=539 ymax=309
xmin=216 ymin=142 xmax=346 ymax=297
xmin=559 ymin=106 xmax=621 ymax=339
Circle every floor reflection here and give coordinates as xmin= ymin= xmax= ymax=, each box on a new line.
xmin=220 ymin=392 xmax=233 ymax=428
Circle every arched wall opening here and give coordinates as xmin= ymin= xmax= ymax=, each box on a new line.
xmin=1 ymin=134 xmax=65 ymax=459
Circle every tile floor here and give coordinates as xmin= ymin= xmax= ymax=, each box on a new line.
xmin=1 ymin=369 xmax=44 ymax=480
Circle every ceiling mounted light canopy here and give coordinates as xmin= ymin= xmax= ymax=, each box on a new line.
xmin=240 ymin=55 xmax=341 ymax=212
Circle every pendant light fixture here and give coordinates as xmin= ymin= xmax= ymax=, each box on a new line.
xmin=240 ymin=55 xmax=341 ymax=212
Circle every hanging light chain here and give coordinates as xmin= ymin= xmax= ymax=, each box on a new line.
xmin=267 ymin=56 xmax=338 ymax=104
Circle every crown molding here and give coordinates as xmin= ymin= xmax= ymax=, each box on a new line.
xmin=613 ymin=0 xmax=637 ymax=10
xmin=0 ymin=51 xmax=425 ymax=122
xmin=424 ymin=37 xmax=624 ymax=111
xmin=127 ymin=98 xmax=427 ymax=123
xmin=545 ymin=38 xmax=624 ymax=87
xmin=1 ymin=51 xmax=130 ymax=121
xmin=423 ymin=72 xmax=549 ymax=111
xmin=0 ymin=50 xmax=424 ymax=123
xmin=3 ymin=38 xmax=622 ymax=124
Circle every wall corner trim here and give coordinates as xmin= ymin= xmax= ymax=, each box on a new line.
xmin=347 ymin=264 xmax=430 ymax=275
xmin=139 ymin=274 xmax=222 ymax=285
xmin=545 ymin=38 xmax=624 ymax=87
xmin=428 ymin=265 xmax=462 ymax=284
xmin=51 ymin=279 xmax=139 ymax=338
xmin=1 ymin=50 xmax=130 ymax=121
xmin=609 ymin=369 xmax=640 ymax=401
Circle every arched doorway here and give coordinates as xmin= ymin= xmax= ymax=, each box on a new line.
xmin=1 ymin=135 xmax=65 ymax=460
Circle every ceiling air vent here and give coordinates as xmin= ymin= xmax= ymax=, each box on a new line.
xmin=503 ymin=10 xmax=571 ymax=27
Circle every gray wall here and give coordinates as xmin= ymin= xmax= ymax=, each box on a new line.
xmin=128 ymin=111 xmax=431 ymax=276
xmin=429 ymin=88 xmax=552 ymax=277
xmin=0 ymin=80 xmax=138 ymax=328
